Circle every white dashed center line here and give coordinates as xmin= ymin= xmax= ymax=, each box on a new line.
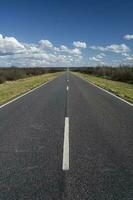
xmin=62 ymin=117 xmax=69 ymax=171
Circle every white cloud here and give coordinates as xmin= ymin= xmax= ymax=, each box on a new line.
xmin=122 ymin=52 xmax=129 ymax=57
xmin=124 ymin=34 xmax=133 ymax=40
xmin=1 ymin=33 xmax=133 ymax=67
xmin=23 ymin=43 xmax=41 ymax=54
xmin=53 ymin=47 xmax=60 ymax=52
xmin=60 ymin=45 xmax=68 ymax=51
xmin=89 ymin=57 xmax=101 ymax=62
xmin=60 ymin=45 xmax=82 ymax=56
xmin=39 ymin=39 xmax=53 ymax=48
xmin=89 ymin=53 xmax=105 ymax=62
xmin=125 ymin=55 xmax=133 ymax=61
xmin=73 ymin=41 xmax=87 ymax=48
xmin=90 ymin=44 xmax=130 ymax=54
xmin=72 ymin=48 xmax=81 ymax=55
xmin=96 ymin=53 xmax=105 ymax=59
xmin=122 ymin=52 xmax=133 ymax=62
xmin=96 ymin=55 xmax=103 ymax=59
xmin=0 ymin=34 xmax=25 ymax=55
xmin=0 ymin=34 xmax=3 ymax=39
xmin=0 ymin=34 xmax=85 ymax=67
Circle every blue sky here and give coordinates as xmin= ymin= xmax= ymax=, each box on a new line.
xmin=0 ymin=0 xmax=133 ymax=67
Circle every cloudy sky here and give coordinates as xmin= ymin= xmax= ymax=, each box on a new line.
xmin=0 ymin=0 xmax=133 ymax=67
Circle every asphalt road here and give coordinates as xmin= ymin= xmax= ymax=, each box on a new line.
xmin=0 ymin=72 xmax=133 ymax=200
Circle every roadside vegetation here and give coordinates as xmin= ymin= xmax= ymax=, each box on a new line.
xmin=0 ymin=71 xmax=63 ymax=105
xmin=71 ymin=66 xmax=133 ymax=84
xmin=0 ymin=67 xmax=65 ymax=84
xmin=71 ymin=66 xmax=133 ymax=103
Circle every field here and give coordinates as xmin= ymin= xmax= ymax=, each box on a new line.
xmin=73 ymin=72 xmax=133 ymax=103
xmin=0 ymin=72 xmax=63 ymax=105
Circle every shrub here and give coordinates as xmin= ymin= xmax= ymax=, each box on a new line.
xmin=0 ymin=75 xmax=6 ymax=84
xmin=0 ymin=67 xmax=65 ymax=83
xmin=71 ymin=66 xmax=133 ymax=84
xmin=5 ymin=69 xmax=27 ymax=81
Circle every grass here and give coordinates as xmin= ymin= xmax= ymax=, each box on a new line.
xmin=73 ymin=72 xmax=133 ymax=103
xmin=0 ymin=72 xmax=63 ymax=105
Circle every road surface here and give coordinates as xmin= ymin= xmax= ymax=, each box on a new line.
xmin=0 ymin=72 xmax=133 ymax=200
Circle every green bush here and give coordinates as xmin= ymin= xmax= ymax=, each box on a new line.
xmin=0 ymin=67 xmax=65 ymax=83
xmin=0 ymin=75 xmax=6 ymax=84
xmin=5 ymin=69 xmax=27 ymax=81
xmin=71 ymin=66 xmax=133 ymax=84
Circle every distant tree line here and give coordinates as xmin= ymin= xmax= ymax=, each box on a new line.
xmin=1 ymin=66 xmax=133 ymax=84
xmin=70 ymin=66 xmax=133 ymax=84
xmin=0 ymin=67 xmax=65 ymax=84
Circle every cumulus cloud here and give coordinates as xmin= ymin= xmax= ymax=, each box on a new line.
xmin=60 ymin=45 xmax=68 ymax=51
xmin=89 ymin=57 xmax=101 ymax=62
xmin=90 ymin=44 xmax=130 ymax=54
xmin=124 ymin=34 xmax=133 ymax=40
xmin=0 ymin=34 xmax=25 ymax=55
xmin=39 ymin=39 xmax=53 ymax=48
xmin=72 ymin=48 xmax=81 ymax=55
xmin=125 ymin=55 xmax=133 ymax=61
xmin=23 ymin=43 xmax=41 ymax=54
xmin=1 ymin=33 xmax=133 ymax=67
xmin=60 ymin=45 xmax=82 ymax=56
xmin=89 ymin=53 xmax=105 ymax=62
xmin=0 ymin=34 xmax=3 ymax=39
xmin=73 ymin=41 xmax=87 ymax=48
xmin=0 ymin=34 xmax=84 ymax=67
xmin=121 ymin=52 xmax=129 ymax=57
xmin=96 ymin=53 xmax=105 ymax=59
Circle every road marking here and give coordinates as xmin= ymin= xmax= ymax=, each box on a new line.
xmin=67 ymin=86 xmax=69 ymax=91
xmin=0 ymin=79 xmax=55 ymax=109
xmin=62 ymin=117 xmax=69 ymax=171
xmin=76 ymin=75 xmax=133 ymax=107
xmin=67 ymin=80 xmax=69 ymax=82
